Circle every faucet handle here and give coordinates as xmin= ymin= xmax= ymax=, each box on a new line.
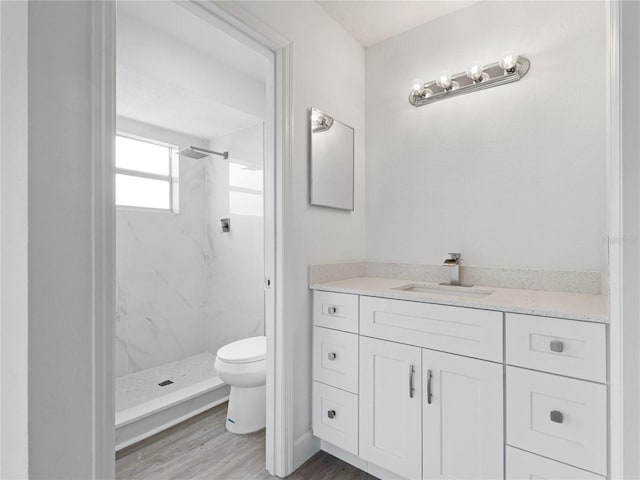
xmin=447 ymin=253 xmax=462 ymax=261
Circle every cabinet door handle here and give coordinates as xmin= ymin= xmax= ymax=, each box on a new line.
xmin=426 ymin=369 xmax=433 ymax=405
xmin=327 ymin=306 xmax=337 ymax=315
xmin=409 ymin=364 xmax=415 ymax=398
xmin=550 ymin=410 xmax=564 ymax=424
xmin=327 ymin=352 xmax=337 ymax=360
xmin=550 ymin=340 xmax=564 ymax=353
xmin=327 ymin=409 xmax=336 ymax=419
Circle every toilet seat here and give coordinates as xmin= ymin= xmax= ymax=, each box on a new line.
xmin=216 ymin=336 xmax=266 ymax=364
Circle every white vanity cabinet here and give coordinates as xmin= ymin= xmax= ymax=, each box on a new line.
xmin=422 ymin=349 xmax=503 ymax=480
xmin=359 ymin=336 xmax=423 ymax=479
xmin=505 ymin=313 xmax=608 ymax=477
xmin=311 ymin=290 xmax=609 ymax=480
xmin=360 ymin=296 xmax=503 ymax=362
xmin=506 ymin=447 xmax=605 ymax=480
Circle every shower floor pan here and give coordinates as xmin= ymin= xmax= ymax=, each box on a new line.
xmin=115 ymin=352 xmax=229 ymax=451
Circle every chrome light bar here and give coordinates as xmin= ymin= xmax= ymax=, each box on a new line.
xmin=408 ymin=55 xmax=530 ymax=107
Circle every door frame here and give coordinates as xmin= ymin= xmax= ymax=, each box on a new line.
xmin=607 ymin=3 xmax=622 ymax=477
xmin=607 ymin=1 xmax=640 ymax=479
xmin=0 ymin=2 xmax=29 ymax=478
xmin=91 ymin=1 xmax=294 ymax=477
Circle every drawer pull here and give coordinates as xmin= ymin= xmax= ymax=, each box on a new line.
xmin=426 ymin=369 xmax=433 ymax=405
xmin=550 ymin=340 xmax=564 ymax=353
xmin=409 ymin=364 xmax=415 ymax=398
xmin=550 ymin=410 xmax=564 ymax=424
xmin=327 ymin=306 xmax=337 ymax=315
xmin=327 ymin=409 xmax=336 ymax=419
xmin=327 ymin=352 xmax=337 ymax=361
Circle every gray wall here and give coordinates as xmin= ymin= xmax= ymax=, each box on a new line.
xmin=28 ymin=1 xmax=95 ymax=477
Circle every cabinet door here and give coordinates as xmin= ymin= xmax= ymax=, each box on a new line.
xmin=360 ymin=336 xmax=422 ymax=480
xmin=423 ymin=349 xmax=503 ymax=480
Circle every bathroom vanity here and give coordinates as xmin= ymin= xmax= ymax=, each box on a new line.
xmin=310 ymin=275 xmax=608 ymax=480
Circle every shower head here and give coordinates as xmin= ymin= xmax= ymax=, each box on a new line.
xmin=178 ymin=148 xmax=208 ymax=160
xmin=178 ymin=146 xmax=229 ymax=160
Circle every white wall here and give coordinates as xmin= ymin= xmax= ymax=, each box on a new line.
xmin=221 ymin=1 xmax=367 ymax=459
xmin=27 ymin=1 xmax=95 ymax=477
xmin=366 ymin=1 xmax=607 ymax=271
xmin=206 ymin=124 xmax=265 ymax=356
xmin=115 ymin=118 xmax=209 ymax=376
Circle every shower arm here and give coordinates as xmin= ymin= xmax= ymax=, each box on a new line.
xmin=189 ymin=146 xmax=229 ymax=160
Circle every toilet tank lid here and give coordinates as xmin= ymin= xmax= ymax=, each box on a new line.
xmin=216 ymin=336 xmax=266 ymax=364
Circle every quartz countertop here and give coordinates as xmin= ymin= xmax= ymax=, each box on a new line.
xmin=310 ymin=276 xmax=608 ymax=323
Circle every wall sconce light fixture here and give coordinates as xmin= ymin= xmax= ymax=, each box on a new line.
xmin=409 ymin=53 xmax=530 ymax=107
xmin=311 ymin=111 xmax=334 ymax=133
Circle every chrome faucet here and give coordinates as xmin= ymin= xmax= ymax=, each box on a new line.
xmin=442 ymin=253 xmax=462 ymax=286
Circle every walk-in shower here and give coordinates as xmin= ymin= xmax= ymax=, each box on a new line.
xmin=114 ymin=1 xmax=267 ymax=450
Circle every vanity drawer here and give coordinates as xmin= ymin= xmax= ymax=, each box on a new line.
xmin=359 ymin=296 xmax=503 ymax=362
xmin=312 ymin=381 xmax=358 ymax=455
xmin=506 ymin=447 xmax=605 ymax=480
xmin=506 ymin=367 xmax=607 ymax=475
xmin=506 ymin=313 xmax=606 ymax=383
xmin=313 ymin=291 xmax=359 ymax=333
xmin=313 ymin=327 xmax=358 ymax=393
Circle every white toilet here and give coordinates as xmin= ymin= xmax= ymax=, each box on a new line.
xmin=214 ymin=336 xmax=266 ymax=434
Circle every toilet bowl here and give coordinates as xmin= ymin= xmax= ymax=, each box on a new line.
xmin=214 ymin=336 xmax=266 ymax=434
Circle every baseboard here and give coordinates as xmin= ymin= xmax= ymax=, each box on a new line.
xmin=321 ymin=440 xmax=406 ymax=480
xmin=292 ymin=430 xmax=320 ymax=471
xmin=321 ymin=440 xmax=367 ymax=471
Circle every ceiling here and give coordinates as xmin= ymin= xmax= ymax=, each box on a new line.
xmin=116 ymin=2 xmax=265 ymax=140
xmin=118 ymin=1 xmax=266 ymax=81
xmin=316 ymin=1 xmax=479 ymax=47
xmin=117 ymin=66 xmax=263 ymax=140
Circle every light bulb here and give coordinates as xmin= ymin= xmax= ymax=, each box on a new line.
xmin=410 ymin=78 xmax=425 ymax=97
xmin=499 ymin=53 xmax=520 ymax=72
xmin=466 ymin=63 xmax=484 ymax=82
xmin=436 ymin=73 xmax=453 ymax=90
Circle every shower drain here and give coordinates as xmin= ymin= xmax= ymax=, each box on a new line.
xmin=158 ymin=380 xmax=174 ymax=387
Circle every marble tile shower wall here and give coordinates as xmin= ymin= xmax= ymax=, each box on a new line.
xmin=115 ymin=120 xmax=266 ymax=378
xmin=205 ymin=124 xmax=265 ymax=356
xmin=116 ymin=154 xmax=208 ymax=377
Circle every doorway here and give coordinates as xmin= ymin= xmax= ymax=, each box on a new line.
xmin=107 ymin=1 xmax=285 ymax=476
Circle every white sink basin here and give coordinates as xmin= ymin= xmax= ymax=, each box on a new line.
xmin=392 ymin=283 xmax=494 ymax=299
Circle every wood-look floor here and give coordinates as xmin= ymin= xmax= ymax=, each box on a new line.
xmin=116 ymin=402 xmax=376 ymax=480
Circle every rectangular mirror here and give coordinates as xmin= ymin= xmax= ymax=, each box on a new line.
xmin=310 ymin=107 xmax=354 ymax=211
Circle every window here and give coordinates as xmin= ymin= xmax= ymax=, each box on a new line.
xmin=115 ymin=134 xmax=179 ymax=212
xmin=229 ymin=162 xmax=263 ymax=217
